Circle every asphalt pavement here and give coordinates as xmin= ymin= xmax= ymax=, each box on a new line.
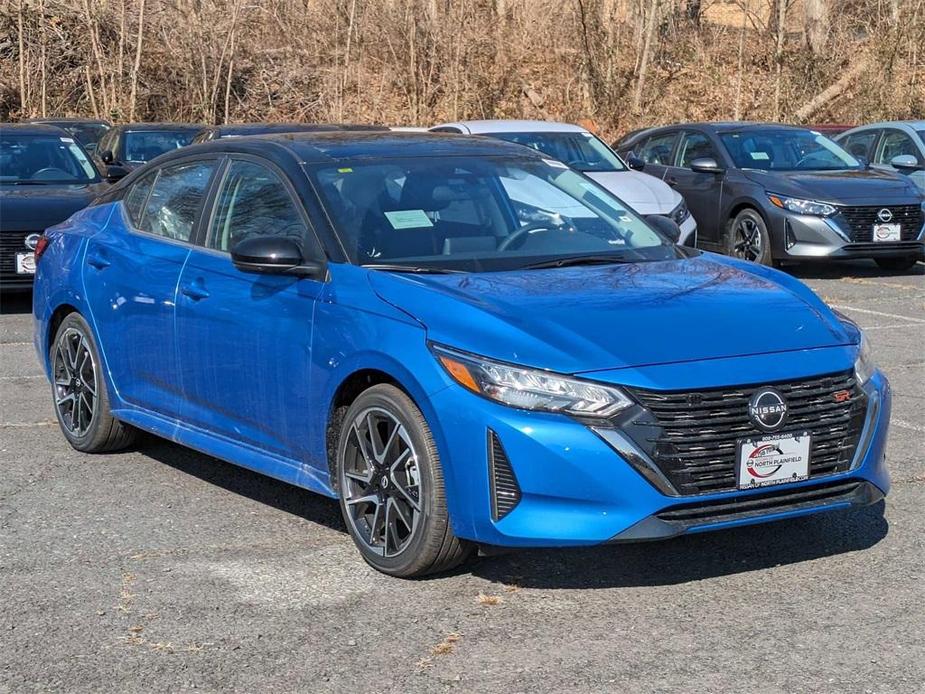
xmin=1 ymin=260 xmax=923 ymax=693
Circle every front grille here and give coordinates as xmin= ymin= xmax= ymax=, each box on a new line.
xmin=488 ymin=430 xmax=521 ymax=520
xmin=836 ymin=204 xmax=923 ymax=242
xmin=625 ymin=371 xmax=867 ymax=496
xmin=0 ymin=231 xmax=37 ymax=276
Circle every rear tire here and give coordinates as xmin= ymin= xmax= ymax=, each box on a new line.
xmin=335 ymin=384 xmax=473 ymax=577
xmin=874 ymin=256 xmax=918 ymax=272
xmin=50 ymin=313 xmax=136 ymax=453
xmin=727 ymin=208 xmax=773 ymax=265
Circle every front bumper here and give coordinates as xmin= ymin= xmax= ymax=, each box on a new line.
xmin=432 ymin=360 xmax=891 ymax=548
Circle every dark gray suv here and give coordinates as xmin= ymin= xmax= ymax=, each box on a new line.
xmin=614 ymin=122 xmax=925 ymax=271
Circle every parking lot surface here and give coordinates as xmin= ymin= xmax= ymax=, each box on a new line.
xmin=1 ymin=261 xmax=923 ymax=693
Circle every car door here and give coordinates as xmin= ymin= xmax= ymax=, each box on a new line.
xmin=83 ymin=156 xmax=219 ymax=417
xmin=175 ymin=156 xmax=326 ymax=461
xmin=633 ymin=130 xmax=679 ymax=182
xmin=663 ymin=130 xmax=725 ymax=246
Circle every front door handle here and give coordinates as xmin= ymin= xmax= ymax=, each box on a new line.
xmin=666 ymin=177 xmax=679 ymax=187
xmin=181 ymin=281 xmax=210 ymax=301
xmin=86 ymin=251 xmax=111 ymax=269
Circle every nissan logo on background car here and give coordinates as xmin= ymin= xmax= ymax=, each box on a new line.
xmin=747 ymin=387 xmax=789 ymax=431
xmin=877 ymin=208 xmax=893 ymax=223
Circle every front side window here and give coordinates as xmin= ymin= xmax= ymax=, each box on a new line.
xmin=677 ymin=132 xmax=718 ymax=168
xmin=0 ymin=134 xmax=99 ymax=184
xmin=637 ymin=132 xmax=678 ymax=166
xmin=123 ymin=130 xmax=197 ymax=164
xmin=136 ymin=161 xmax=215 ymax=242
xmin=720 ymin=129 xmax=861 ymax=171
xmin=488 ymin=131 xmax=626 ymax=173
xmin=208 ymin=160 xmax=308 ymax=252
xmin=123 ymin=172 xmax=155 ymax=227
xmin=876 ymin=130 xmax=921 ymax=165
xmin=312 ymin=156 xmax=681 ymax=273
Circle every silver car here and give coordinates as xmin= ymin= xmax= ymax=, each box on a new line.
xmin=836 ymin=121 xmax=925 ymax=192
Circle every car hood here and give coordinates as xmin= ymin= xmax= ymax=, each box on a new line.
xmin=740 ymin=167 xmax=921 ymax=204
xmin=585 ymin=170 xmax=681 ymax=214
xmin=368 ymin=254 xmax=852 ymax=374
xmin=0 ymin=183 xmax=107 ymax=232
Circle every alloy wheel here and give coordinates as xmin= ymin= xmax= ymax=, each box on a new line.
xmin=733 ymin=215 xmax=763 ymax=261
xmin=340 ymin=407 xmax=422 ymax=557
xmin=53 ymin=327 xmax=97 ymax=437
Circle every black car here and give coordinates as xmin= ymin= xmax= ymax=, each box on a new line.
xmin=614 ymin=122 xmax=925 ymax=270
xmin=94 ymin=123 xmax=203 ymax=180
xmin=0 ymin=124 xmax=107 ymax=290
xmin=25 ymin=118 xmax=111 ymax=153
xmin=191 ymin=122 xmax=388 ymax=143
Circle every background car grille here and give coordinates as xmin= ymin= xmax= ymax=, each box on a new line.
xmin=0 ymin=231 xmax=37 ymax=277
xmin=835 ymin=204 xmax=923 ymax=242
xmin=625 ymin=371 xmax=867 ymax=496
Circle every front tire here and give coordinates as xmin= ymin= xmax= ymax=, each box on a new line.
xmin=335 ymin=384 xmax=472 ymax=577
xmin=874 ymin=256 xmax=919 ymax=272
xmin=50 ymin=313 xmax=136 ymax=452
xmin=727 ymin=208 xmax=773 ymax=265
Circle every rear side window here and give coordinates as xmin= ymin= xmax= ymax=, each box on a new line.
xmin=676 ymin=132 xmax=718 ymax=168
xmin=840 ymin=130 xmax=878 ymax=159
xmin=123 ymin=172 xmax=155 ymax=226
xmin=638 ymin=132 xmax=677 ymax=165
xmin=137 ymin=161 xmax=215 ymax=242
xmin=876 ymin=129 xmax=921 ymax=165
xmin=207 ymin=160 xmax=308 ymax=252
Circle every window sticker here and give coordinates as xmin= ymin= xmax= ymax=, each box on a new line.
xmin=384 ymin=209 xmax=433 ymax=229
xmin=750 ymin=151 xmax=770 ymax=160
xmin=60 ymin=137 xmax=75 ymax=144
xmin=337 ymin=167 xmax=353 ymax=173
xmin=542 ymin=158 xmax=568 ymax=169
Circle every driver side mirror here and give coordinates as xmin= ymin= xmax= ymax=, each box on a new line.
xmin=690 ymin=157 xmax=725 ymax=175
xmin=231 ymin=236 xmax=326 ymax=279
xmin=626 ymin=155 xmax=646 ymax=171
xmin=100 ymin=149 xmax=114 ymax=165
xmin=104 ymin=164 xmax=130 ymax=183
xmin=645 ymin=214 xmax=682 ymax=243
xmin=891 ymin=154 xmax=922 ymax=172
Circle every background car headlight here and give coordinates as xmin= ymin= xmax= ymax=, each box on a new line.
xmin=854 ymin=332 xmax=876 ymax=385
xmin=431 ymin=344 xmax=632 ymax=417
xmin=768 ymin=194 xmax=836 ymax=217
xmin=669 ymin=200 xmax=690 ymax=225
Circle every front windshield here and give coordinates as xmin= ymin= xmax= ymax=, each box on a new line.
xmin=123 ymin=130 xmax=196 ymax=163
xmin=720 ymin=129 xmax=861 ymax=171
xmin=0 ymin=134 xmax=99 ymax=184
xmin=487 ymin=131 xmax=626 ymax=172
xmin=312 ymin=156 xmax=680 ymax=273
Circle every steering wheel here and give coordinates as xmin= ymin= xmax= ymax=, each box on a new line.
xmin=32 ymin=167 xmax=71 ymax=181
xmin=794 ymin=153 xmax=824 ymax=169
xmin=498 ymin=221 xmax=574 ymax=252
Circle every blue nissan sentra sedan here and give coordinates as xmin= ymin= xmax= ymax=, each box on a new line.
xmin=32 ymin=132 xmax=891 ymax=577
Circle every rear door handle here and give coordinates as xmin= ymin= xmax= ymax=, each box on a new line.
xmin=86 ymin=251 xmax=111 ymax=269
xmin=181 ymin=281 xmax=210 ymax=301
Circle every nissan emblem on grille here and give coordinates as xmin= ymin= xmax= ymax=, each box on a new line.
xmin=877 ymin=208 xmax=893 ymax=223
xmin=747 ymin=387 xmax=789 ymax=432
xmin=24 ymin=233 xmax=41 ymax=251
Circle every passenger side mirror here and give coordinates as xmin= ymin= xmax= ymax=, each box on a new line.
xmin=100 ymin=149 xmax=114 ymax=165
xmin=645 ymin=214 xmax=682 ymax=243
xmin=104 ymin=164 xmax=130 ymax=183
xmin=626 ymin=155 xmax=646 ymax=171
xmin=690 ymin=157 xmax=724 ymax=175
xmin=231 ymin=236 xmax=325 ymax=278
xmin=890 ymin=154 xmax=922 ymax=172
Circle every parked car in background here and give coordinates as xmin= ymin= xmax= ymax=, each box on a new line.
xmin=94 ymin=123 xmax=203 ymax=180
xmin=836 ymin=121 xmax=925 ymax=192
xmin=0 ymin=124 xmax=106 ymax=291
xmin=25 ymin=118 xmax=111 ymax=153
xmin=192 ymin=122 xmax=389 ymax=143
xmin=614 ymin=122 xmax=924 ymax=271
xmin=34 ymin=131 xmax=890 ymax=577
xmin=431 ymin=120 xmax=696 ymax=245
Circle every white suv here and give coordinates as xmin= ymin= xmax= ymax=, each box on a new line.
xmin=430 ymin=120 xmax=697 ymax=245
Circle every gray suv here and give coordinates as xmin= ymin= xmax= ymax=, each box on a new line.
xmin=614 ymin=122 xmax=925 ymax=271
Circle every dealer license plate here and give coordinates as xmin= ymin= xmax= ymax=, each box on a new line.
xmin=873 ymin=223 xmax=901 ymax=242
xmin=15 ymin=252 xmax=35 ymax=274
xmin=737 ymin=432 xmax=811 ymax=490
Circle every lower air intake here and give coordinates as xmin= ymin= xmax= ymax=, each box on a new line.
xmin=488 ymin=430 xmax=521 ymax=521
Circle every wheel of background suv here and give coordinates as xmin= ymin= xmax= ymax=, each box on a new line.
xmin=335 ymin=384 xmax=472 ymax=577
xmin=727 ymin=208 xmax=772 ymax=265
xmin=874 ymin=257 xmax=918 ymax=272
xmin=50 ymin=313 xmax=136 ymax=453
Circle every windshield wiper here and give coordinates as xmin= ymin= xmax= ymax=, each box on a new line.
xmin=521 ymin=254 xmax=636 ymax=270
xmin=361 ymin=263 xmax=468 ymax=274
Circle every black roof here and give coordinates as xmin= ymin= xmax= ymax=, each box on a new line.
xmin=201 ymin=122 xmax=389 ymax=137
xmin=171 ymin=130 xmax=544 ymax=164
xmin=25 ymin=117 xmax=111 ymax=126
xmin=1 ymin=123 xmax=77 ymax=136
xmin=111 ymin=122 xmax=204 ymax=133
xmin=618 ymin=121 xmax=812 ymax=146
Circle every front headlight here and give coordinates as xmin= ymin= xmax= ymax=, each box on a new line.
xmin=431 ymin=344 xmax=632 ymax=418
xmin=854 ymin=332 xmax=876 ymax=385
xmin=670 ymin=200 xmax=690 ymax=225
xmin=768 ymin=193 xmax=836 ymax=217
